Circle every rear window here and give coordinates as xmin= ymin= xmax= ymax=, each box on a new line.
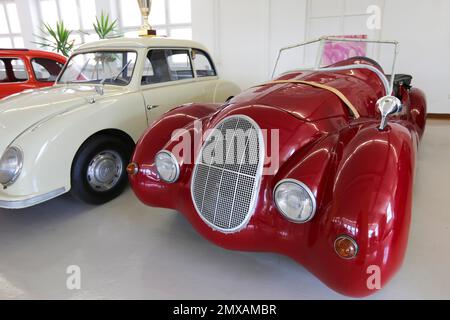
xmin=167 ymin=50 xmax=194 ymax=81
xmin=32 ymin=58 xmax=64 ymax=82
xmin=0 ymin=58 xmax=28 ymax=83
xmin=192 ymin=50 xmax=216 ymax=77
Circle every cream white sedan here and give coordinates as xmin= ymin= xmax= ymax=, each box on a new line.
xmin=0 ymin=37 xmax=240 ymax=208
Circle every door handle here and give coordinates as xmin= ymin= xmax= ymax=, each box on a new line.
xmin=146 ymin=105 xmax=160 ymax=110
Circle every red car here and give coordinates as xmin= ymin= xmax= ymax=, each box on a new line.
xmin=128 ymin=38 xmax=427 ymax=297
xmin=0 ymin=49 xmax=66 ymax=99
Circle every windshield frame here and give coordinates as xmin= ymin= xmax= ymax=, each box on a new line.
xmin=272 ymin=36 xmax=399 ymax=95
xmin=56 ymin=49 xmax=138 ymax=86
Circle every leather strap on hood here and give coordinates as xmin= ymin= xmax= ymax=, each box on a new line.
xmin=254 ymin=80 xmax=361 ymax=119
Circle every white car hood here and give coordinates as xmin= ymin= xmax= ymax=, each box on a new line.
xmin=0 ymin=84 xmax=126 ymax=154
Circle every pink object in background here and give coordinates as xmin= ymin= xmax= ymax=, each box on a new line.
xmin=322 ymin=35 xmax=368 ymax=66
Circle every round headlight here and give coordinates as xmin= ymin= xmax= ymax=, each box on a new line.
xmin=0 ymin=146 xmax=23 ymax=186
xmin=155 ymin=151 xmax=179 ymax=183
xmin=274 ymin=179 xmax=316 ymax=223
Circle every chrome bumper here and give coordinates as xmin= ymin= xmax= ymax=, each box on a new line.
xmin=0 ymin=187 xmax=66 ymax=209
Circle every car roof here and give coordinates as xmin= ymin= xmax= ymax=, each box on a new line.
xmin=0 ymin=48 xmax=66 ymax=61
xmin=75 ymin=37 xmax=210 ymax=53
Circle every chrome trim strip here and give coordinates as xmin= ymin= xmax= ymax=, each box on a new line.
xmin=0 ymin=187 xmax=67 ymax=209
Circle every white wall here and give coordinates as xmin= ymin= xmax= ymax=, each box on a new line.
xmin=382 ymin=0 xmax=450 ymax=113
xmin=192 ymin=0 xmax=450 ymax=114
xmin=192 ymin=0 xmax=308 ymax=89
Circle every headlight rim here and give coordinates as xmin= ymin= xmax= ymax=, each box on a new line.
xmin=273 ymin=178 xmax=317 ymax=224
xmin=0 ymin=146 xmax=24 ymax=187
xmin=155 ymin=150 xmax=180 ymax=184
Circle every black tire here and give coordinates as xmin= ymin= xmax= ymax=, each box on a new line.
xmin=70 ymin=134 xmax=134 ymax=205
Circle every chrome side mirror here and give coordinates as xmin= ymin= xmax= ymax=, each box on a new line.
xmin=377 ymin=96 xmax=402 ymax=131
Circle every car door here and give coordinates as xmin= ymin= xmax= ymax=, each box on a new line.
xmin=140 ymin=48 xmax=214 ymax=125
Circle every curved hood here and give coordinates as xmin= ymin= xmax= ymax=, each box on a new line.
xmin=0 ymin=84 xmax=127 ymax=153
xmin=231 ymin=68 xmax=384 ymax=122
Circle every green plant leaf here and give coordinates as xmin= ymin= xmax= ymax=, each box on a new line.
xmin=93 ymin=11 xmax=118 ymax=39
xmin=33 ymin=21 xmax=74 ymax=57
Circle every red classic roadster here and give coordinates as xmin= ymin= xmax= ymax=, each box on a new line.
xmin=128 ymin=37 xmax=427 ymax=297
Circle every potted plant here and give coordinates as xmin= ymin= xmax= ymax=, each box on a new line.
xmin=33 ymin=21 xmax=75 ymax=57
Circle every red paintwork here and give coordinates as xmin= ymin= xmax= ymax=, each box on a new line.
xmin=129 ymin=57 xmax=427 ymax=297
xmin=0 ymin=49 xmax=66 ymax=99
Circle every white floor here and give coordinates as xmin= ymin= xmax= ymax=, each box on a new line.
xmin=0 ymin=119 xmax=449 ymax=300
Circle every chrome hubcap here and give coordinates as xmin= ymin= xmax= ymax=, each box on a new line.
xmin=87 ymin=150 xmax=123 ymax=192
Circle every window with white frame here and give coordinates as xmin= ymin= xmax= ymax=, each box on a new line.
xmin=0 ymin=0 xmax=24 ymax=48
xmin=38 ymin=0 xmax=99 ymax=45
xmin=117 ymin=0 xmax=192 ymax=39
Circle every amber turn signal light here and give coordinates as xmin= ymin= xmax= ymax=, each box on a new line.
xmin=334 ymin=235 xmax=358 ymax=259
xmin=127 ymin=162 xmax=139 ymax=176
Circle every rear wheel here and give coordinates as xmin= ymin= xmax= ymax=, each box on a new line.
xmin=71 ymin=134 xmax=134 ymax=205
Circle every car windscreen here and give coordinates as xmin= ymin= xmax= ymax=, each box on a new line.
xmin=58 ymin=51 xmax=137 ymax=86
xmin=273 ymin=37 xmax=398 ymax=78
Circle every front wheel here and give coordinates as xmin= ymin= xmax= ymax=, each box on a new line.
xmin=71 ymin=135 xmax=134 ymax=205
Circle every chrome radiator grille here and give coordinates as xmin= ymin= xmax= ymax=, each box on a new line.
xmin=191 ymin=115 xmax=264 ymax=233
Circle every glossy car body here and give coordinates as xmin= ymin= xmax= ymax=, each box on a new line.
xmin=0 ymin=49 xmax=66 ymax=99
xmin=129 ymin=39 xmax=427 ymax=297
xmin=0 ymin=37 xmax=240 ymax=209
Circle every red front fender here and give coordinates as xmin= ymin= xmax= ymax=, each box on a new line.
xmin=131 ymin=103 xmax=221 ymax=209
xmin=275 ymin=122 xmax=416 ymax=296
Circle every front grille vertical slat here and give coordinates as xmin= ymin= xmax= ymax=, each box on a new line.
xmin=214 ymin=171 xmax=239 ymax=229
xmin=191 ymin=115 xmax=264 ymax=233
xmin=228 ymin=127 xmax=256 ymax=229
xmin=212 ymin=118 xmax=241 ymax=225
xmin=197 ymin=122 xmax=225 ymax=215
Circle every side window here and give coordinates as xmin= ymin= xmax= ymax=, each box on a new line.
xmin=32 ymin=58 xmax=64 ymax=82
xmin=192 ymin=50 xmax=217 ymax=77
xmin=141 ymin=52 xmax=157 ymax=85
xmin=142 ymin=49 xmax=170 ymax=85
xmin=166 ymin=50 xmax=194 ymax=81
xmin=0 ymin=58 xmax=28 ymax=83
xmin=11 ymin=59 xmax=28 ymax=81
xmin=0 ymin=60 xmax=6 ymax=81
xmin=142 ymin=49 xmax=194 ymax=85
